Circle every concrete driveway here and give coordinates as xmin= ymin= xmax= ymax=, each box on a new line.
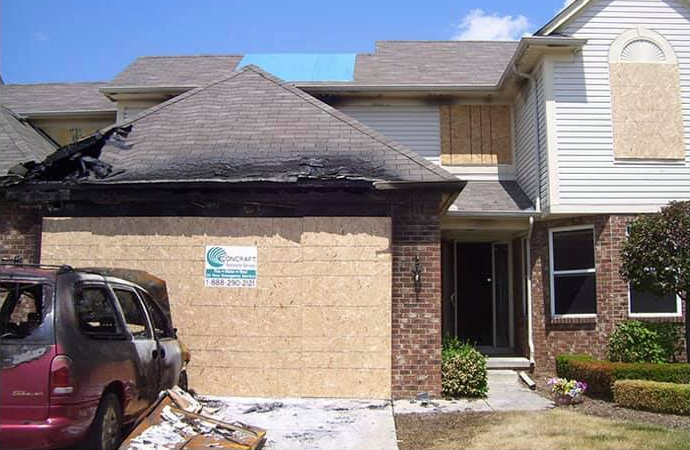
xmin=209 ymin=397 xmax=399 ymax=450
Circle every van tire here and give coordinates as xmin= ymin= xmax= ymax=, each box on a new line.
xmin=86 ymin=392 xmax=122 ymax=450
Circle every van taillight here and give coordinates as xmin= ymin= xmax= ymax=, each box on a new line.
xmin=50 ymin=355 xmax=74 ymax=395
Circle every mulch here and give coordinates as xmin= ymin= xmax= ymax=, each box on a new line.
xmin=532 ymin=371 xmax=690 ymax=430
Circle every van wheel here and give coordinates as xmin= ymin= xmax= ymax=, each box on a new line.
xmin=87 ymin=392 xmax=122 ymax=450
xmin=178 ymin=370 xmax=189 ymax=391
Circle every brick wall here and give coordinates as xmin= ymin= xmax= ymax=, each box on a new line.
xmin=391 ymin=193 xmax=443 ymax=398
xmin=0 ymin=202 xmax=42 ymax=263
xmin=531 ymin=215 xmax=687 ymax=371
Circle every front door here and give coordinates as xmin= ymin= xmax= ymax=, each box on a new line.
xmin=452 ymin=242 xmax=512 ymax=351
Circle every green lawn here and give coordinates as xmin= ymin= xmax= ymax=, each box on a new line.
xmin=395 ymin=409 xmax=690 ymax=450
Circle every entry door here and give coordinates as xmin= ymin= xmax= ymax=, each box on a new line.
xmin=453 ymin=242 xmax=512 ymax=349
xmin=454 ymin=243 xmax=493 ymax=346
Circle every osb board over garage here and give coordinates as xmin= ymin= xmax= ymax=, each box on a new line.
xmin=41 ymin=217 xmax=392 ymax=398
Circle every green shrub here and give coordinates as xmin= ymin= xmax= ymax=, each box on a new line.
xmin=608 ymin=320 xmax=683 ymax=363
xmin=614 ymin=380 xmax=690 ymax=415
xmin=556 ymin=354 xmax=690 ymax=398
xmin=441 ymin=337 xmax=487 ymax=398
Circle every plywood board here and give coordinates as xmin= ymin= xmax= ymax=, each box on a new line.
xmin=41 ymin=216 xmax=392 ymax=398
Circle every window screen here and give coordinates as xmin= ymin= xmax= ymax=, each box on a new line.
xmin=551 ymin=228 xmax=597 ymax=316
xmin=75 ymin=286 xmax=121 ymax=336
xmin=114 ymin=289 xmax=150 ymax=339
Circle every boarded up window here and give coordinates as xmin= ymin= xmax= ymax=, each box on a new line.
xmin=610 ymin=36 xmax=685 ymax=160
xmin=440 ymin=105 xmax=512 ymax=165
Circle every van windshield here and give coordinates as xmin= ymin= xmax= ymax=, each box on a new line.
xmin=0 ymin=282 xmax=54 ymax=343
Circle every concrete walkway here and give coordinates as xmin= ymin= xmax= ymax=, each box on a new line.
xmin=394 ymin=370 xmax=554 ymax=415
xmin=209 ymin=397 xmax=399 ymax=450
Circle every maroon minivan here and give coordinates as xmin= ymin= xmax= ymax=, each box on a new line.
xmin=0 ymin=264 xmax=190 ymax=450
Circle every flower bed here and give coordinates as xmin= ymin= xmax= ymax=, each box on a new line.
xmin=556 ymin=354 xmax=690 ymax=398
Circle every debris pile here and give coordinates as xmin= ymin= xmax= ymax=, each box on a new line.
xmin=120 ymin=387 xmax=266 ymax=450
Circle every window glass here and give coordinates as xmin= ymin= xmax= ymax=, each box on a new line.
xmin=139 ymin=290 xmax=173 ymax=339
xmin=551 ymin=228 xmax=597 ymax=315
xmin=552 ymin=229 xmax=595 ymax=271
xmin=1 ymin=282 xmax=47 ymax=340
xmin=75 ymin=286 xmax=121 ymax=336
xmin=114 ymin=289 xmax=150 ymax=339
xmin=630 ymin=289 xmax=678 ymax=315
xmin=554 ymin=274 xmax=597 ymax=315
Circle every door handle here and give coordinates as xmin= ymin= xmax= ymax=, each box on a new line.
xmin=160 ymin=349 xmax=166 ymax=359
xmin=152 ymin=349 xmax=159 ymax=359
xmin=450 ymin=292 xmax=457 ymax=309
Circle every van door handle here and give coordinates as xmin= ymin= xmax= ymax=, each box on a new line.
xmin=160 ymin=349 xmax=166 ymax=359
xmin=152 ymin=349 xmax=159 ymax=359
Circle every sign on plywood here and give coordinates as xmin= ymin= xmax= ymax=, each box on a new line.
xmin=205 ymin=246 xmax=257 ymax=288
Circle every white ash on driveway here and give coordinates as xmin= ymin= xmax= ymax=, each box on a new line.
xmin=202 ymin=396 xmax=399 ymax=450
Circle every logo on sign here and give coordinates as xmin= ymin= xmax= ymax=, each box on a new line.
xmin=206 ymin=246 xmax=227 ymax=268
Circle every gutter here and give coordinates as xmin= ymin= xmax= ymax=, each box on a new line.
xmin=17 ymin=109 xmax=116 ymax=119
xmin=372 ymin=180 xmax=465 ymax=191
xmin=525 ymin=216 xmax=536 ymax=366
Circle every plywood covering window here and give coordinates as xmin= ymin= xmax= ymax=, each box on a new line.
xmin=440 ymin=105 xmax=512 ymax=165
xmin=609 ymin=29 xmax=685 ymax=160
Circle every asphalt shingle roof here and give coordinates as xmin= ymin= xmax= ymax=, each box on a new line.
xmin=60 ymin=66 xmax=457 ymax=186
xmin=108 ymin=41 xmax=519 ymax=88
xmin=109 ymin=55 xmax=243 ymax=87
xmin=0 ymin=82 xmax=115 ymax=114
xmin=450 ymin=181 xmax=534 ymax=213
xmin=0 ymin=106 xmax=57 ymax=174
xmin=354 ymin=41 xmax=519 ymax=86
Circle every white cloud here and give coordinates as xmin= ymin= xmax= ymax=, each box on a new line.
xmin=34 ymin=31 xmax=49 ymax=42
xmin=562 ymin=0 xmax=576 ymax=10
xmin=453 ymin=9 xmax=532 ymax=41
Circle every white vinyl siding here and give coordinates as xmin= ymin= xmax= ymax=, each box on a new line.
xmin=338 ymin=105 xmax=441 ymax=163
xmin=536 ymin=67 xmax=550 ymax=210
xmin=514 ymin=79 xmax=540 ymax=202
xmin=552 ymin=0 xmax=690 ymax=209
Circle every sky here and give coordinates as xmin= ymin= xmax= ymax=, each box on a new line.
xmin=1 ymin=0 xmax=573 ymax=84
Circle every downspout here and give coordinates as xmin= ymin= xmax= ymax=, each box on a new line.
xmin=513 ymin=63 xmax=540 ymax=366
xmin=525 ymin=215 xmax=536 ymax=366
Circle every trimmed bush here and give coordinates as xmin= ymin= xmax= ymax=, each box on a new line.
xmin=608 ymin=320 xmax=683 ymax=363
xmin=556 ymin=354 xmax=690 ymax=398
xmin=442 ymin=337 xmax=488 ymax=398
xmin=614 ymin=380 xmax=690 ymax=415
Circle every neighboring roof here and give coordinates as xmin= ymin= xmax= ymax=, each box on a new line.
xmin=11 ymin=66 xmax=459 ymax=189
xmin=237 ymin=53 xmax=356 ymax=82
xmin=353 ymin=41 xmax=519 ymax=86
xmin=109 ymin=55 xmax=242 ymax=87
xmin=448 ymin=181 xmax=535 ymax=215
xmin=0 ymin=82 xmax=116 ymax=115
xmin=107 ymin=41 xmax=519 ymax=88
xmin=0 ymin=106 xmax=57 ymax=174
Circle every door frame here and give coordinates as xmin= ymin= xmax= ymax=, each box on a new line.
xmin=452 ymin=240 xmax=514 ymax=351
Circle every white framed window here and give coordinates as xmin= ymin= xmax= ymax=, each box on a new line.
xmin=549 ymin=225 xmax=597 ymax=318
xmin=625 ymin=225 xmax=682 ymax=318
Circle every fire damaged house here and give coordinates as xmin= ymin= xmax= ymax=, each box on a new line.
xmin=1 ymin=0 xmax=689 ymax=399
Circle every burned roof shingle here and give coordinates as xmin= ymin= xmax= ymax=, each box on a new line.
xmin=0 ymin=82 xmax=115 ymax=114
xmin=0 ymin=106 xmax=57 ymax=175
xmin=12 ymin=66 xmax=458 ymax=188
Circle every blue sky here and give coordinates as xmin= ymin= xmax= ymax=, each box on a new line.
xmin=1 ymin=1 xmax=570 ymax=84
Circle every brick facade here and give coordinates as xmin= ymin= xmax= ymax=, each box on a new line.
xmin=530 ymin=215 xmax=687 ymax=371
xmin=391 ymin=193 xmax=443 ymax=398
xmin=0 ymin=202 xmax=42 ymax=264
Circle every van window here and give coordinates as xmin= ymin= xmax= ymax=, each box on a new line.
xmin=75 ymin=286 xmax=122 ymax=337
xmin=139 ymin=290 xmax=174 ymax=339
xmin=114 ymin=288 xmax=151 ymax=339
xmin=1 ymin=282 xmax=50 ymax=342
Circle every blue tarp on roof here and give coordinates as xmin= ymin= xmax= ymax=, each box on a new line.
xmin=237 ymin=53 xmax=356 ymax=82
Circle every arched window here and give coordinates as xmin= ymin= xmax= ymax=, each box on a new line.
xmin=608 ymin=28 xmax=684 ymax=160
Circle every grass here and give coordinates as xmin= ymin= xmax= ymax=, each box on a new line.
xmin=395 ymin=409 xmax=690 ymax=450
